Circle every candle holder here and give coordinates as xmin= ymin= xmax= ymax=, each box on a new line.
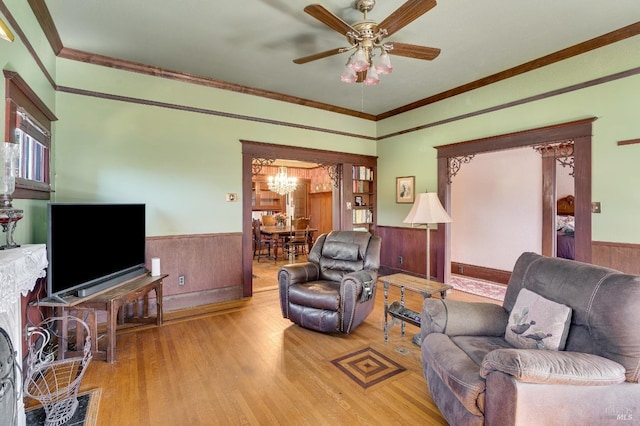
xmin=0 ymin=208 xmax=23 ymax=249
xmin=0 ymin=142 xmax=22 ymax=249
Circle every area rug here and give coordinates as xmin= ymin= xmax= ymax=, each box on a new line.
xmin=449 ymin=274 xmax=506 ymax=301
xmin=25 ymin=388 xmax=101 ymax=426
xmin=331 ymin=347 xmax=407 ymax=389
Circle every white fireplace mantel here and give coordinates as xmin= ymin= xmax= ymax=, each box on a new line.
xmin=0 ymin=244 xmax=48 ymax=426
xmin=0 ymin=244 xmax=48 ymax=313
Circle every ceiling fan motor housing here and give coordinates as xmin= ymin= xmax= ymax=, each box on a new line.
xmin=356 ymin=0 xmax=376 ymax=14
xmin=348 ymin=21 xmax=383 ymax=46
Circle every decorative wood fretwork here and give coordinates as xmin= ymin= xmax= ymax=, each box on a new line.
xmin=447 ymin=155 xmax=475 ymax=183
xmin=251 ymin=158 xmax=275 ymax=176
xmin=319 ymin=163 xmax=342 ymax=187
xmin=533 ymin=141 xmax=575 ymax=176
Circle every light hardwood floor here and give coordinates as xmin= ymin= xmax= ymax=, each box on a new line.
xmin=71 ymin=258 xmax=498 ymax=425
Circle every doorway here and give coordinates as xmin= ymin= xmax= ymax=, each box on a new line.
xmin=241 ymin=140 xmax=376 ymax=297
xmin=250 ymin=161 xmax=329 ymax=293
xmin=434 ymin=118 xmax=595 ymax=283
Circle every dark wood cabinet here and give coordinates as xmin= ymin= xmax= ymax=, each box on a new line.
xmin=291 ymin=179 xmax=310 ymax=218
xmin=310 ymin=191 xmax=332 ymax=240
xmin=252 ymin=179 xmax=285 ymax=211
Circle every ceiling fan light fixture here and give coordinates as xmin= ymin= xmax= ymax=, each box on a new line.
xmin=350 ymin=47 xmax=370 ymax=72
xmin=375 ymin=51 xmax=393 ymax=75
xmin=340 ymin=65 xmax=357 ymax=83
xmin=363 ymin=65 xmax=380 ymax=85
xmin=295 ymin=1 xmax=440 ymax=87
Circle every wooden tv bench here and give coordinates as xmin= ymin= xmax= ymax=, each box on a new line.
xmin=39 ymin=273 xmax=167 ymax=363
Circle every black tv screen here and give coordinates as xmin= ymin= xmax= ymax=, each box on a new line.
xmin=47 ymin=203 xmax=146 ymax=298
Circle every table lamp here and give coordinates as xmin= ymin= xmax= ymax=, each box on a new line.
xmin=403 ymin=192 xmax=452 ymax=280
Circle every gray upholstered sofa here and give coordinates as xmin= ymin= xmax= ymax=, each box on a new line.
xmin=420 ymin=252 xmax=640 ymax=425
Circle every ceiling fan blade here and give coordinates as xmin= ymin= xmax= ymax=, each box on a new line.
xmin=293 ymin=48 xmax=344 ymax=64
xmin=378 ymin=0 xmax=437 ymax=37
xmin=304 ymin=4 xmax=357 ymax=35
xmin=388 ymin=42 xmax=441 ymax=60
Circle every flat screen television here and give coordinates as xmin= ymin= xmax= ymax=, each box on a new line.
xmin=45 ymin=203 xmax=147 ymax=302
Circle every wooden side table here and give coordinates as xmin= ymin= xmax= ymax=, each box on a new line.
xmin=39 ymin=274 xmax=167 ymax=363
xmin=379 ymin=273 xmax=452 ymax=344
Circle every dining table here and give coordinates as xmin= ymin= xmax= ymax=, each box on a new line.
xmin=260 ymin=225 xmax=317 ymax=261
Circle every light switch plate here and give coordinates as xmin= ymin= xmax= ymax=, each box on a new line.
xmin=592 ymin=202 xmax=601 ymax=213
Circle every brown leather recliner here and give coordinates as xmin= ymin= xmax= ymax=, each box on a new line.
xmin=278 ymin=231 xmax=381 ymax=334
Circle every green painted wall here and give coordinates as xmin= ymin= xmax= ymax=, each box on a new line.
xmin=3 ymin=1 xmax=640 ymax=247
xmin=1 ymin=1 xmax=56 ymax=245
xmin=53 ymin=60 xmax=377 ymax=236
xmin=376 ymin=35 xmax=640 ymax=245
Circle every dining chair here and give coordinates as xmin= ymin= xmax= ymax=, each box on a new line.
xmin=284 ymin=227 xmax=309 ymax=258
xmin=261 ymin=214 xmax=276 ymax=226
xmin=253 ymin=219 xmax=275 ymax=262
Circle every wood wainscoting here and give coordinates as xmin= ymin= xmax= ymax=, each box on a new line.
xmin=377 ymin=225 xmax=444 ymax=279
xmin=145 ymin=233 xmax=243 ymax=312
xmin=451 ymin=241 xmax=640 ymax=283
xmin=592 ymin=241 xmax=640 ymax=275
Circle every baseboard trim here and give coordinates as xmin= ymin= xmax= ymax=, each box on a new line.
xmin=163 ymin=287 xmax=243 ymax=312
xmin=451 ymin=262 xmax=510 ymax=285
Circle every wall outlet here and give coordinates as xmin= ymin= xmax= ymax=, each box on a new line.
xmin=178 ymin=275 xmax=185 ymax=286
xmin=457 ymin=265 xmax=464 ymax=273
xmin=226 ymin=193 xmax=237 ymax=202
xmin=398 ymin=256 xmax=403 ymax=265
xmin=592 ymin=201 xmax=601 ymax=213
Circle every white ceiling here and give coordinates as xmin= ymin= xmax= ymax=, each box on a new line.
xmin=45 ymin=0 xmax=640 ymax=116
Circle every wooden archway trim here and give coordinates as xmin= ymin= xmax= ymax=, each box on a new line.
xmin=434 ymin=118 xmax=595 ymax=283
xmin=241 ymin=140 xmax=377 ymax=297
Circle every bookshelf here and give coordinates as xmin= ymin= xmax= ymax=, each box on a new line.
xmin=349 ymin=164 xmax=376 ymax=232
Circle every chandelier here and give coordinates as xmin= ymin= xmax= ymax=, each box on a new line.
xmin=267 ymin=166 xmax=297 ymax=195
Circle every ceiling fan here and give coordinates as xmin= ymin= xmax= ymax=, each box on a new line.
xmin=293 ymin=0 xmax=441 ymax=85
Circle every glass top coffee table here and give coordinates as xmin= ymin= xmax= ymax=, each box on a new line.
xmin=379 ymin=273 xmax=453 ymax=344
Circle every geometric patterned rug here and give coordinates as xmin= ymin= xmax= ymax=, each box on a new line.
xmin=331 ymin=347 xmax=407 ymax=389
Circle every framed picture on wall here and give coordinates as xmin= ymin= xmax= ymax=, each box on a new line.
xmin=396 ymin=176 xmax=415 ymax=204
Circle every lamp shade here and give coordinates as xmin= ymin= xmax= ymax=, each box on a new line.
xmin=375 ymin=51 xmax=393 ymax=75
xmin=340 ymin=65 xmax=357 ymax=83
xmin=350 ymin=48 xmax=369 ymax=72
xmin=363 ymin=65 xmax=380 ymax=85
xmin=403 ymin=193 xmax=452 ymax=225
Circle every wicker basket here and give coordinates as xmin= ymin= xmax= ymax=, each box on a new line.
xmin=24 ymin=316 xmax=92 ymax=426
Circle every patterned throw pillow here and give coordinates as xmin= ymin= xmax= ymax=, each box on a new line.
xmin=505 ymin=288 xmax=572 ymax=351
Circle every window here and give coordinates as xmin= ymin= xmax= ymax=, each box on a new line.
xmin=4 ymin=70 xmax=56 ymax=199
xmin=15 ymin=108 xmax=50 ymax=184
